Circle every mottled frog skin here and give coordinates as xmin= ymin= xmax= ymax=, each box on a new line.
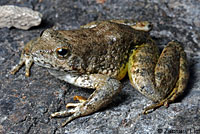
xmin=11 ymin=20 xmax=189 ymax=126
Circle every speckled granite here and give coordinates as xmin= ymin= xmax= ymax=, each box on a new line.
xmin=0 ymin=5 xmax=42 ymax=30
xmin=0 ymin=0 xmax=199 ymax=134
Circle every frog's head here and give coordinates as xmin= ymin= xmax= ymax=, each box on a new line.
xmin=31 ymin=29 xmax=86 ymax=73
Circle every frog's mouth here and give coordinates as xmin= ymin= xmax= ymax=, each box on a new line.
xmin=48 ymin=69 xmax=80 ymax=84
xmin=48 ymin=68 xmax=79 ymax=76
xmin=48 ymin=69 xmax=67 ymax=78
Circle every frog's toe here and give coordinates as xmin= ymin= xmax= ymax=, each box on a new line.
xmin=10 ymin=56 xmax=26 ymax=75
xmin=51 ymin=105 xmax=82 ymax=127
xmin=66 ymin=96 xmax=87 ymax=108
xmin=66 ymin=102 xmax=82 ymax=108
xmin=61 ymin=110 xmax=82 ymax=127
xmin=51 ymin=108 xmax=75 ymax=117
xmin=10 ymin=63 xmax=24 ymax=75
xmin=10 ymin=52 xmax=33 ymax=77
xmin=143 ymin=101 xmax=166 ymax=114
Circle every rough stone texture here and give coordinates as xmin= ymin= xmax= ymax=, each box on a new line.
xmin=0 ymin=0 xmax=199 ymax=134
xmin=0 ymin=5 xmax=42 ymax=30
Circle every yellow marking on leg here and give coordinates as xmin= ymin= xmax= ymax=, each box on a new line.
xmin=73 ymin=96 xmax=87 ymax=103
xmin=65 ymin=96 xmax=87 ymax=108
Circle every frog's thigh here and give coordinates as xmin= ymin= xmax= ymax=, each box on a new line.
xmin=128 ymin=43 xmax=161 ymax=101
xmin=50 ymin=72 xmax=122 ymax=126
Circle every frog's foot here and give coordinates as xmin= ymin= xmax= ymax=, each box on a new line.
xmin=10 ymin=39 xmax=35 ymax=77
xmin=51 ymin=74 xmax=122 ymax=127
xmin=51 ymin=96 xmax=87 ymax=126
xmin=10 ymin=52 xmax=33 ymax=77
xmin=51 ymin=106 xmax=82 ymax=127
xmin=143 ymin=97 xmax=172 ymax=114
xmin=144 ymin=80 xmax=188 ymax=114
xmin=143 ymin=86 xmax=179 ymax=114
xmin=128 ymin=41 xmax=189 ymax=114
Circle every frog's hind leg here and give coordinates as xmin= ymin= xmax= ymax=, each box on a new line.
xmin=128 ymin=41 xmax=189 ymax=114
xmin=49 ymin=72 xmax=122 ymax=127
xmin=143 ymin=42 xmax=189 ymax=113
xmin=143 ymin=41 xmax=189 ymax=114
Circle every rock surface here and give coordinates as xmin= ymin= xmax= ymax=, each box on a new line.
xmin=0 ymin=0 xmax=199 ymax=134
xmin=0 ymin=5 xmax=42 ymax=30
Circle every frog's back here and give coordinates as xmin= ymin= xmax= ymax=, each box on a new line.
xmin=58 ymin=21 xmax=150 ymax=78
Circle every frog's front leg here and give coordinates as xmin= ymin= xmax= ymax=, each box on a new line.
xmin=49 ymin=70 xmax=122 ymax=127
xmin=10 ymin=39 xmax=38 ymax=77
xmin=128 ymin=41 xmax=189 ymax=114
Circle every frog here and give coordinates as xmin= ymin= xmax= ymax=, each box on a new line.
xmin=10 ymin=19 xmax=189 ymax=127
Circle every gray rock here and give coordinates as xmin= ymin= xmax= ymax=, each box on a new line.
xmin=0 ymin=5 xmax=42 ymax=30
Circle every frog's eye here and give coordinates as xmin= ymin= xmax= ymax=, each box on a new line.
xmin=56 ymin=48 xmax=68 ymax=57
